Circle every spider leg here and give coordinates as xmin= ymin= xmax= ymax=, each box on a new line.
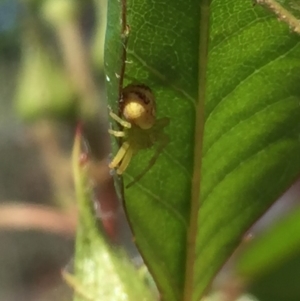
xmin=108 ymin=129 xmax=125 ymax=137
xmin=117 ymin=147 xmax=133 ymax=174
xmin=109 ymin=141 xmax=130 ymax=169
xmin=108 ymin=107 xmax=131 ymax=128
xmin=126 ymin=134 xmax=169 ymax=188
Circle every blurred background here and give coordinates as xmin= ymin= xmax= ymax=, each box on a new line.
xmin=0 ymin=1 xmax=139 ymax=300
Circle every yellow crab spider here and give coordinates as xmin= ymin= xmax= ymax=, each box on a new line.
xmin=108 ymin=84 xmax=169 ymax=188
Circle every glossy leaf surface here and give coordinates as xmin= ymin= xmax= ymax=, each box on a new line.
xmin=105 ymin=1 xmax=300 ymax=300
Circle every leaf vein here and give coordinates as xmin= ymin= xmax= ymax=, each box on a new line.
xmin=203 ymin=94 xmax=293 ymax=157
xmin=127 ymin=49 xmax=196 ymax=107
xmin=125 ymin=175 xmax=188 ymax=228
xmin=163 ymin=149 xmax=192 ymax=179
xmin=209 ymin=15 xmax=271 ymax=54
xmin=202 ymin=124 xmax=298 ymax=205
xmin=206 ymin=41 xmax=300 ymax=122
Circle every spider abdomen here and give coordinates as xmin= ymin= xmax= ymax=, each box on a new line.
xmin=121 ymin=84 xmax=156 ymax=130
xmin=127 ymin=126 xmax=155 ymax=152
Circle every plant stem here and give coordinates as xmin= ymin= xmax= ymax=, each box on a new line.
xmin=118 ymin=0 xmax=129 ymax=114
xmin=256 ymin=0 xmax=300 ymax=34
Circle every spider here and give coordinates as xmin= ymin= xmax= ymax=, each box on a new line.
xmin=108 ymin=83 xmax=169 ymax=188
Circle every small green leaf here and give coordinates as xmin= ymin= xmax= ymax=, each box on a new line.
xmin=236 ymin=206 xmax=300 ymax=301
xmin=237 ymin=206 xmax=300 ymax=279
xmin=249 ymin=254 xmax=300 ymax=301
xmin=71 ymin=127 xmax=155 ymax=301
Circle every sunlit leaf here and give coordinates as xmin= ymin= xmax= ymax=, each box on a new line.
xmin=105 ymin=1 xmax=300 ymax=300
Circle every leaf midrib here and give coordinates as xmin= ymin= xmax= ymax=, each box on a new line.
xmin=183 ymin=1 xmax=210 ymax=301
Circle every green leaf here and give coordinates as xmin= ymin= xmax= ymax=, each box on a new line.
xmin=71 ymin=128 xmax=155 ymax=301
xmin=237 ymin=206 xmax=300 ymax=301
xmin=237 ymin=206 xmax=300 ymax=278
xmin=250 ymin=255 xmax=300 ymax=301
xmin=105 ymin=1 xmax=300 ymax=301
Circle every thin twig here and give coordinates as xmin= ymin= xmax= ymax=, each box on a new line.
xmin=56 ymin=20 xmax=101 ymax=116
xmin=256 ymin=0 xmax=300 ymax=34
xmin=0 ymin=204 xmax=77 ymax=237
xmin=118 ymin=0 xmax=130 ymax=110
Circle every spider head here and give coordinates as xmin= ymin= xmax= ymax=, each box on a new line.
xmin=121 ymin=84 xmax=156 ymax=129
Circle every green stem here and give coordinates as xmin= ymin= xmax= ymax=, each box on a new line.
xmin=256 ymin=0 xmax=300 ymax=34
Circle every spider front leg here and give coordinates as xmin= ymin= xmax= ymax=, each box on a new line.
xmin=108 ymin=129 xmax=125 ymax=137
xmin=126 ymin=132 xmax=170 ymax=188
xmin=108 ymin=106 xmax=131 ymax=128
xmin=117 ymin=147 xmax=133 ymax=174
xmin=109 ymin=141 xmax=130 ymax=170
xmin=108 ymin=140 xmax=134 ymax=175
xmin=108 ymin=107 xmax=133 ymax=174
